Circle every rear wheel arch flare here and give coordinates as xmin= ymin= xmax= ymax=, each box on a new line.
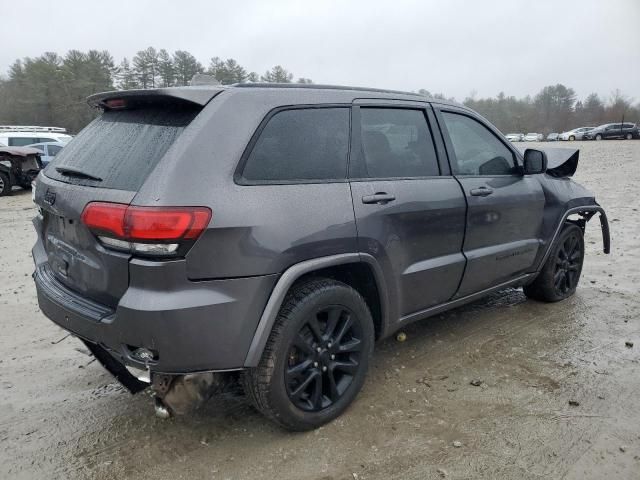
xmin=243 ymin=254 xmax=388 ymax=367
xmin=292 ymin=261 xmax=385 ymax=339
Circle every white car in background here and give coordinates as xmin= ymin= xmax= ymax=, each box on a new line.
xmin=505 ymin=133 xmax=524 ymax=142
xmin=0 ymin=126 xmax=72 ymax=147
xmin=523 ymin=133 xmax=542 ymax=141
xmin=559 ymin=127 xmax=595 ymax=141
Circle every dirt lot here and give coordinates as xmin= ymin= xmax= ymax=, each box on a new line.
xmin=1 ymin=141 xmax=639 ymax=480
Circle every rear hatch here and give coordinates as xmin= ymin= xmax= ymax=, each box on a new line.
xmin=36 ymin=90 xmax=217 ymax=307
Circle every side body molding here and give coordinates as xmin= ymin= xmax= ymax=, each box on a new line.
xmin=243 ymin=253 xmax=389 ymax=367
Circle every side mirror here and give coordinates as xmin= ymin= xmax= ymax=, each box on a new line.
xmin=523 ymin=149 xmax=547 ymax=174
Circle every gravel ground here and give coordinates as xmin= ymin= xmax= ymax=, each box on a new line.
xmin=1 ymin=141 xmax=639 ymax=480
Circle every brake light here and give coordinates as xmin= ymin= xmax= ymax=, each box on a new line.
xmin=81 ymin=202 xmax=211 ymax=256
xmin=104 ymin=98 xmax=127 ymax=109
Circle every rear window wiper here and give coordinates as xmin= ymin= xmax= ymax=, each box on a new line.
xmin=55 ymin=166 xmax=103 ymax=182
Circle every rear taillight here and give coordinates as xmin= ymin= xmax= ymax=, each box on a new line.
xmin=81 ymin=202 xmax=211 ymax=257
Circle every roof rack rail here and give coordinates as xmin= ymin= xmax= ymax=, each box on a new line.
xmin=230 ymin=82 xmax=426 ymax=97
xmin=0 ymin=125 xmax=67 ymax=133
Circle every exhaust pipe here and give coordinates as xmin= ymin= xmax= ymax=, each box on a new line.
xmin=154 ymin=396 xmax=171 ymax=419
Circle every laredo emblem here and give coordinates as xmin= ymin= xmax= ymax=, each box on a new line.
xmin=44 ymin=189 xmax=56 ymax=206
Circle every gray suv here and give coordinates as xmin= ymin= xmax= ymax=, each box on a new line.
xmin=32 ymin=84 xmax=610 ymax=430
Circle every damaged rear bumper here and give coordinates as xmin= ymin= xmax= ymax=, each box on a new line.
xmin=32 ymin=235 xmax=278 ymax=381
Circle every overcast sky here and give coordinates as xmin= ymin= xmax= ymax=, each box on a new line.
xmin=2 ymin=0 xmax=638 ymax=101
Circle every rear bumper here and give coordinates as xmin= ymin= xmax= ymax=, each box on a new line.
xmin=33 ymin=235 xmax=277 ymax=374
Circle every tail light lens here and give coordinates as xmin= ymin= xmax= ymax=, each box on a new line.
xmin=81 ymin=202 xmax=211 ymax=257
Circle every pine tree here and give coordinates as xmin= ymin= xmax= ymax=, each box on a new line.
xmin=157 ymin=49 xmax=175 ymax=87
xmin=173 ymin=50 xmax=203 ymax=86
xmin=261 ymin=65 xmax=293 ymax=83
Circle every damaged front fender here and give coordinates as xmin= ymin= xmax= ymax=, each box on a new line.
xmin=536 ymin=205 xmax=610 ymax=272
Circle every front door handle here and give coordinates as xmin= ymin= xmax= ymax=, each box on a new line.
xmin=362 ymin=192 xmax=396 ymax=204
xmin=470 ymin=186 xmax=494 ymax=197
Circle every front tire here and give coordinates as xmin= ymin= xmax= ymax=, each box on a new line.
xmin=524 ymin=224 xmax=584 ymax=302
xmin=243 ymin=278 xmax=374 ymax=431
xmin=569 ymin=135 xmax=575 ymax=141
xmin=626 ymin=133 xmax=633 ymax=140
xmin=0 ymin=172 xmax=11 ymax=197
xmin=595 ymin=134 xmax=602 ymax=140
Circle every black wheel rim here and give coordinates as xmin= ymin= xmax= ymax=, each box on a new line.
xmin=554 ymin=233 xmax=582 ymax=295
xmin=285 ymin=305 xmax=363 ymax=412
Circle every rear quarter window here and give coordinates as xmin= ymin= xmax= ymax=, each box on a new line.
xmin=45 ymin=104 xmax=199 ymax=190
xmin=240 ymin=107 xmax=350 ymax=182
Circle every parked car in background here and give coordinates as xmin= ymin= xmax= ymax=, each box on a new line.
xmin=0 ymin=146 xmax=43 ymax=196
xmin=31 ymin=83 xmax=610 ymax=430
xmin=559 ymin=127 xmax=595 ymax=141
xmin=505 ymin=133 xmax=524 ymax=142
xmin=583 ymin=123 xmax=639 ymax=140
xmin=0 ymin=126 xmax=72 ymax=147
xmin=25 ymin=141 xmax=66 ymax=166
xmin=546 ymin=133 xmax=559 ymax=141
xmin=524 ymin=133 xmax=542 ymax=141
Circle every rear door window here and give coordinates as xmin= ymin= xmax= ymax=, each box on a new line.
xmin=351 ymin=108 xmax=440 ymax=178
xmin=241 ymin=107 xmax=350 ymax=182
xmin=45 ymin=104 xmax=199 ymax=190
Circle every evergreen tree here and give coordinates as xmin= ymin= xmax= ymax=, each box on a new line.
xmin=116 ymin=58 xmax=139 ymax=90
xmin=173 ymin=50 xmax=203 ymax=86
xmin=157 ymin=49 xmax=175 ymax=87
xmin=261 ymin=65 xmax=293 ymax=83
xmin=132 ymin=47 xmax=159 ymax=88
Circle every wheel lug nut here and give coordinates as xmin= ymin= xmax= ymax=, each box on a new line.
xmin=322 ymin=366 xmax=327 ymax=372
xmin=327 ymin=343 xmax=332 ymax=348
xmin=331 ymin=354 xmax=335 ymax=360
xmin=316 ymin=347 xmax=322 ymax=353
xmin=313 ymin=361 xmax=319 ymax=368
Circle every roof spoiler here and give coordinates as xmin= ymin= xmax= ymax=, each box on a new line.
xmin=87 ymin=86 xmax=225 ymax=109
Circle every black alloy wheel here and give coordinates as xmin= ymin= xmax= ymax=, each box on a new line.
xmin=285 ymin=305 xmax=363 ymax=412
xmin=243 ymin=278 xmax=374 ymax=431
xmin=523 ymin=223 xmax=584 ymax=302
xmin=553 ymin=230 xmax=582 ymax=296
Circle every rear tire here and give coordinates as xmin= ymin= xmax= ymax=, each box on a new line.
xmin=243 ymin=278 xmax=374 ymax=431
xmin=0 ymin=172 xmax=11 ymax=197
xmin=524 ymin=224 xmax=584 ymax=302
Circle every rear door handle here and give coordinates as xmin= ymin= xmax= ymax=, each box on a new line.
xmin=470 ymin=187 xmax=494 ymax=197
xmin=362 ymin=193 xmax=396 ymax=204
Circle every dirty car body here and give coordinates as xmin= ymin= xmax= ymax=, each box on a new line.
xmin=31 ymin=84 xmax=610 ymax=429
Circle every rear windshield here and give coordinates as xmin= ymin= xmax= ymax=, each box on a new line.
xmin=45 ymin=104 xmax=199 ymax=190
